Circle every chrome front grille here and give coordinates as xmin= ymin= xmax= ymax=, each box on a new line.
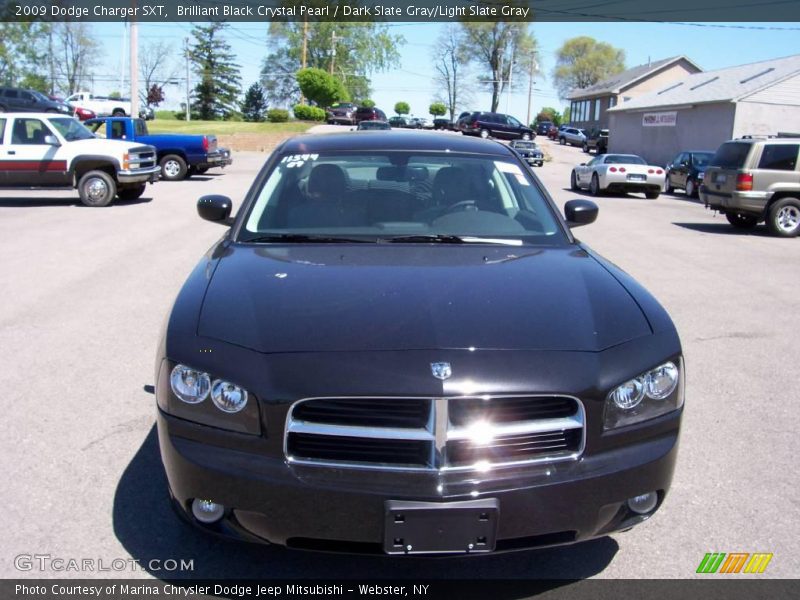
xmin=285 ymin=395 xmax=584 ymax=472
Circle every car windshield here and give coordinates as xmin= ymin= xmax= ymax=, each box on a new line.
xmin=604 ymin=154 xmax=646 ymax=165
xmin=240 ymin=151 xmax=567 ymax=246
xmin=692 ymin=152 xmax=714 ymax=167
xmin=48 ymin=117 xmax=94 ymax=141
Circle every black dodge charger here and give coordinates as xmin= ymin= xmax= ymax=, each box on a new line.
xmin=155 ymin=131 xmax=683 ymax=555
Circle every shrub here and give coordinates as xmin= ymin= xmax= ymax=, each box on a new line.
xmin=267 ymin=108 xmax=290 ymax=123
xmin=293 ymin=104 xmax=327 ymax=121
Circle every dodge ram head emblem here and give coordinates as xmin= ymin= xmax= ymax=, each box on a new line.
xmin=430 ymin=362 xmax=452 ymax=380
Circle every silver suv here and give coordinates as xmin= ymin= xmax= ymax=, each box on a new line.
xmin=558 ymin=127 xmax=587 ymax=147
xmin=701 ymin=136 xmax=800 ymax=237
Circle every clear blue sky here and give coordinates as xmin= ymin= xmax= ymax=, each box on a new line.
xmin=93 ymin=20 xmax=800 ymax=121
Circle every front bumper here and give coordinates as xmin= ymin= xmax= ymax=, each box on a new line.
xmin=158 ymin=406 xmax=680 ymax=554
xmin=118 ymin=165 xmax=161 ymax=184
xmin=522 ymin=155 xmax=544 ymax=166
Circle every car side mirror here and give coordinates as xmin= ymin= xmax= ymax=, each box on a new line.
xmin=44 ymin=135 xmax=60 ymax=146
xmin=565 ymin=199 xmax=598 ymax=227
xmin=197 ymin=195 xmax=233 ymax=225
xmin=579 ymin=163 xmax=586 ymax=166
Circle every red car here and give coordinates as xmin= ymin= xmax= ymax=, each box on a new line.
xmin=547 ymin=125 xmax=559 ymax=140
xmin=73 ymin=106 xmax=96 ymax=121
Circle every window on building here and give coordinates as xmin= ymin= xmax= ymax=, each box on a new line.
xmin=594 ymin=100 xmax=601 ymax=121
xmin=758 ymin=144 xmax=799 ymax=171
xmin=609 ymin=96 xmax=617 ymax=108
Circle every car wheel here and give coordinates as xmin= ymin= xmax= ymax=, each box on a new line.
xmin=685 ymin=179 xmax=697 ymax=198
xmin=559 ymin=137 xmax=566 ymax=145
xmin=160 ymin=154 xmax=188 ymax=181
xmin=726 ymin=212 xmax=759 ymax=230
xmin=78 ymin=170 xmax=116 ymax=207
xmin=117 ymin=184 xmax=146 ymax=201
xmin=590 ymin=173 xmax=601 ymax=196
xmin=479 ymin=129 xmax=490 ymax=139
xmin=645 ymin=190 xmax=660 ymax=200
xmin=665 ymin=177 xmax=675 ymax=194
xmin=521 ymin=132 xmax=531 ymax=141
xmin=570 ymin=171 xmax=579 ymax=191
xmin=582 ymin=143 xmax=589 ymax=153
xmin=766 ymin=197 xmax=800 ymax=237
xmin=112 ymin=109 xmax=125 ymax=117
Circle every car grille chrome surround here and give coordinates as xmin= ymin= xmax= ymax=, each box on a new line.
xmin=285 ymin=395 xmax=585 ymax=472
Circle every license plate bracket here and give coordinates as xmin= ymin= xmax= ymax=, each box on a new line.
xmin=627 ymin=174 xmax=646 ymax=181
xmin=383 ymin=498 xmax=499 ymax=555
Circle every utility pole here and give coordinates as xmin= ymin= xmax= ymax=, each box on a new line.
xmin=129 ymin=8 xmax=139 ymax=118
xmin=300 ymin=18 xmax=308 ymax=103
xmin=505 ymin=43 xmax=514 ymax=114
xmin=120 ymin=21 xmax=128 ymax=94
xmin=329 ymin=30 xmax=337 ymax=75
xmin=48 ymin=26 xmax=55 ymax=96
xmin=184 ymin=38 xmax=191 ymax=121
xmin=526 ymin=52 xmax=537 ymax=126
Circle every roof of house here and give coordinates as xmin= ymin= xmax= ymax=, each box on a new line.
xmin=608 ymin=54 xmax=800 ymax=112
xmin=567 ymin=56 xmax=701 ymax=100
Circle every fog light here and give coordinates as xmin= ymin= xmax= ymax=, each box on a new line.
xmin=627 ymin=492 xmax=658 ymax=515
xmin=191 ymin=499 xmax=225 ymax=524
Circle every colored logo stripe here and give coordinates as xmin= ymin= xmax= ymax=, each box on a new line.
xmin=719 ymin=553 xmax=749 ymax=573
xmin=697 ymin=553 xmax=726 ymax=573
xmin=744 ymin=553 xmax=773 ymax=573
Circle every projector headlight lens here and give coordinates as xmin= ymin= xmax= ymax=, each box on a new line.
xmin=170 ymin=364 xmax=210 ymax=404
xmin=605 ymin=360 xmax=683 ymax=429
xmin=211 ymin=379 xmax=249 ymax=413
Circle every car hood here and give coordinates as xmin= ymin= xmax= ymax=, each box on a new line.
xmin=197 ymin=244 xmax=652 ymax=353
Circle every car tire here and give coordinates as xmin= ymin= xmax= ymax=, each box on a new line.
xmin=160 ymin=154 xmax=188 ymax=181
xmin=559 ymin=137 xmax=566 ymax=145
xmin=570 ymin=171 xmax=579 ymax=191
xmin=766 ymin=197 xmax=800 ymax=237
xmin=117 ymin=184 xmax=146 ymax=201
xmin=521 ymin=133 xmax=531 ymax=141
xmin=479 ymin=129 xmax=490 ymax=139
xmin=582 ymin=143 xmax=589 ymax=153
xmin=590 ymin=174 xmax=601 ymax=196
xmin=78 ymin=170 xmax=116 ymax=207
xmin=665 ymin=178 xmax=675 ymax=194
xmin=726 ymin=212 xmax=759 ymax=230
xmin=112 ymin=109 xmax=125 ymax=117
xmin=645 ymin=190 xmax=660 ymax=200
xmin=686 ymin=179 xmax=697 ymax=198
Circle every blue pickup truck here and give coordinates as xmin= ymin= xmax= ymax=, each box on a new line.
xmin=84 ymin=117 xmax=232 ymax=181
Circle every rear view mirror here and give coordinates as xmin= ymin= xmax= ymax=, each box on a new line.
xmin=565 ymin=199 xmax=598 ymax=228
xmin=198 ymin=195 xmax=233 ymax=225
xmin=44 ymin=135 xmax=60 ymax=146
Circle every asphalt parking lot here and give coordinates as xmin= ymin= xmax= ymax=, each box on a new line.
xmin=1 ymin=130 xmax=798 ymax=584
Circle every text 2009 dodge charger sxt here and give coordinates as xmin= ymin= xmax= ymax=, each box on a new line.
xmin=155 ymin=132 xmax=683 ymax=555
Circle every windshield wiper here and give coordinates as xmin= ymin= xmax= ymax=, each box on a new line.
xmin=385 ymin=234 xmax=523 ymax=246
xmin=244 ymin=234 xmax=374 ymax=244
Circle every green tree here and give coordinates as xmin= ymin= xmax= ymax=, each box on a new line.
xmin=394 ymin=101 xmax=410 ymax=115
xmin=189 ymin=23 xmax=242 ymax=120
xmin=552 ymin=36 xmax=625 ymax=100
xmin=432 ymin=24 xmax=471 ymax=121
xmin=429 ymin=102 xmax=447 ymax=117
xmin=461 ymin=21 xmax=537 ymax=112
xmin=296 ymin=68 xmax=348 ymax=107
xmin=0 ymin=23 xmax=52 ymax=90
xmin=562 ymin=106 xmax=571 ymax=123
xmin=359 ymin=98 xmax=375 ymax=108
xmin=53 ymin=22 xmax=100 ymax=95
xmin=241 ymin=83 xmax=268 ymax=122
xmin=536 ymin=107 xmax=562 ymax=126
xmin=261 ymin=20 xmax=403 ymax=107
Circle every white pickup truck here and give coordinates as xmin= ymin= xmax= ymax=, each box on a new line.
xmin=0 ymin=112 xmax=161 ymax=206
xmin=65 ymin=92 xmax=132 ymax=117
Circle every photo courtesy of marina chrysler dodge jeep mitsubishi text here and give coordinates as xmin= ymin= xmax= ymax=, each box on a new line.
xmin=155 ymin=131 xmax=684 ymax=555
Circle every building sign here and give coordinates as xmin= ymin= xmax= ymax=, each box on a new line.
xmin=643 ymin=111 xmax=677 ymax=127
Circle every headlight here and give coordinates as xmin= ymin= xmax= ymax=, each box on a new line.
xmin=604 ymin=360 xmax=683 ymax=429
xmin=162 ymin=362 xmax=260 ymax=435
xmin=211 ymin=379 xmax=248 ymax=413
xmin=170 ymin=364 xmax=210 ymax=404
xmin=697 ymin=172 xmax=705 ymax=180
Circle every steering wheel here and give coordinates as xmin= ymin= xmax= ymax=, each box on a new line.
xmin=443 ymin=200 xmax=479 ymax=214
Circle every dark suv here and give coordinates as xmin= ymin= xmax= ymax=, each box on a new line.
xmin=536 ymin=121 xmax=553 ymax=136
xmin=0 ymin=87 xmax=72 ymax=114
xmin=583 ymin=129 xmax=609 ymax=154
xmin=354 ymin=106 xmax=388 ymax=124
xmin=327 ymin=102 xmax=356 ymax=125
xmin=459 ymin=112 xmax=534 ymax=141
